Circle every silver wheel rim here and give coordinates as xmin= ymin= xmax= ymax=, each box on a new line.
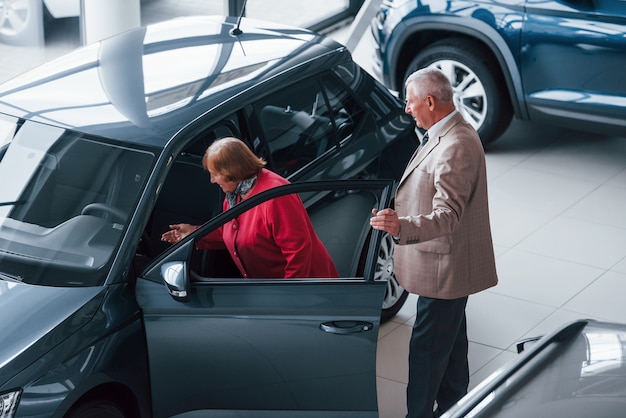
xmin=428 ymin=60 xmax=487 ymax=131
xmin=374 ymin=233 xmax=404 ymax=310
xmin=0 ymin=0 xmax=30 ymax=38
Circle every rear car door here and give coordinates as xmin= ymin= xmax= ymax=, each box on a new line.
xmin=135 ymin=179 xmax=394 ymax=418
xmin=521 ymin=0 xmax=626 ymax=128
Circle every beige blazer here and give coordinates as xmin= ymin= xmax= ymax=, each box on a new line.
xmin=394 ymin=112 xmax=498 ymax=299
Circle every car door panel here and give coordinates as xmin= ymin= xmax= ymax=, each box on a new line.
xmin=137 ymin=278 xmax=384 ymax=417
xmin=136 ymin=180 xmax=394 ymax=417
xmin=522 ymin=0 xmax=626 ymax=124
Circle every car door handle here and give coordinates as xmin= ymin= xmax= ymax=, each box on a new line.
xmin=320 ymin=320 xmax=375 ymax=335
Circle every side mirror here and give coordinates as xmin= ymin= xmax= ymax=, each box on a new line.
xmin=161 ymin=261 xmax=190 ymax=302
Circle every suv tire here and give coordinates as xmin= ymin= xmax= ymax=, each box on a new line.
xmin=359 ymin=231 xmax=409 ymax=322
xmin=0 ymin=0 xmax=44 ymax=45
xmin=404 ymin=38 xmax=512 ymax=145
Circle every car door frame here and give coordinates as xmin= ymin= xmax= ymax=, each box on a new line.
xmin=135 ymin=179 xmax=395 ymax=418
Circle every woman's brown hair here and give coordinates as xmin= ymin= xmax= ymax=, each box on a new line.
xmin=202 ymin=137 xmax=266 ymax=182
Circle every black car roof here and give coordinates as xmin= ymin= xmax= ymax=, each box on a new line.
xmin=0 ymin=15 xmax=346 ymax=147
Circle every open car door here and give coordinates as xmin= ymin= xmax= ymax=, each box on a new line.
xmin=136 ymin=179 xmax=395 ymax=418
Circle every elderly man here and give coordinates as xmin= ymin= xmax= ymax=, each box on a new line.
xmin=370 ymin=67 xmax=498 ymax=418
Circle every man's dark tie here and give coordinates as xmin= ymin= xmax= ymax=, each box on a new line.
xmin=418 ymin=132 xmax=429 ymax=151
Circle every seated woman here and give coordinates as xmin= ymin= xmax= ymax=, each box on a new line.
xmin=161 ymin=137 xmax=338 ymax=279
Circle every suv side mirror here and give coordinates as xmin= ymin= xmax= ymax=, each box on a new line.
xmin=161 ymin=261 xmax=190 ymax=302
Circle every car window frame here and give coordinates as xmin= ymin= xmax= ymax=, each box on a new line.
xmin=140 ymin=178 xmax=394 ymax=284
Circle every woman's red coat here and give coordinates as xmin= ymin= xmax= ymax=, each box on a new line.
xmin=196 ymin=169 xmax=339 ymax=278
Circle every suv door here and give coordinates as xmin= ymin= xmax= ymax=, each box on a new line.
xmin=135 ymin=179 xmax=393 ymax=417
xmin=521 ymin=0 xmax=626 ymax=128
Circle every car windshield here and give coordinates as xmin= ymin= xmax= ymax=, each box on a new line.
xmin=0 ymin=115 xmax=155 ymax=286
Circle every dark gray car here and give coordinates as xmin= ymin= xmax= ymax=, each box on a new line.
xmin=0 ymin=15 xmax=416 ymax=417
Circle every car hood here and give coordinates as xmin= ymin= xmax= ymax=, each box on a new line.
xmin=0 ymin=15 xmax=344 ymax=147
xmin=0 ymin=278 xmax=103 ymax=385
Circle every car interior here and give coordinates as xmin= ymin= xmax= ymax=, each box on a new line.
xmin=141 ymin=122 xmax=377 ymax=280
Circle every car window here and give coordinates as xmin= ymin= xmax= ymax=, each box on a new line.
xmin=322 ymin=73 xmax=365 ymax=142
xmin=252 ymin=74 xmax=365 ymax=177
xmin=0 ymin=116 xmax=155 ymax=286
xmin=142 ymin=179 xmax=393 ymax=284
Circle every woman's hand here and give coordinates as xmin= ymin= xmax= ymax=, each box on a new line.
xmin=161 ymin=223 xmax=195 ymax=244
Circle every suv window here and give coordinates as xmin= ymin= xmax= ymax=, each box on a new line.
xmin=323 ymin=73 xmax=365 ymax=142
xmin=253 ymin=75 xmax=364 ymax=177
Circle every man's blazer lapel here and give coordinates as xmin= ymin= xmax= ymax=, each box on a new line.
xmin=398 ymin=135 xmax=439 ymax=186
xmin=398 ymin=112 xmax=466 ymax=187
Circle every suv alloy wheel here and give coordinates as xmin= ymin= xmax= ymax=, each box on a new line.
xmin=404 ymin=38 xmax=512 ymax=145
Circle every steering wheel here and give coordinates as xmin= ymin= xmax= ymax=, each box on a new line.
xmin=81 ymin=203 xmax=127 ymax=223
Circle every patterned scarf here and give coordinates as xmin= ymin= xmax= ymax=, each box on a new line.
xmin=226 ymin=175 xmax=257 ymax=209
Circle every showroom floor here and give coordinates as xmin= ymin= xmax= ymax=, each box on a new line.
xmin=1 ymin=4 xmax=625 ymax=418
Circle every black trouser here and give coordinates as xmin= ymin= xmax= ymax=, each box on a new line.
xmin=406 ymin=295 xmax=469 ymax=418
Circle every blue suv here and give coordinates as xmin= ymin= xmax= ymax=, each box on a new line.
xmin=371 ymin=0 xmax=626 ymax=145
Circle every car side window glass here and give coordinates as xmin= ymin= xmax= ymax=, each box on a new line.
xmin=252 ymin=78 xmax=338 ymax=177
xmin=320 ymin=74 xmax=365 ymax=143
xmin=253 ymin=77 xmax=360 ymax=177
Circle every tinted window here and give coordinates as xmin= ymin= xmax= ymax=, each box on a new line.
xmin=253 ymin=74 xmax=364 ymax=177
xmin=322 ymin=73 xmax=365 ymax=142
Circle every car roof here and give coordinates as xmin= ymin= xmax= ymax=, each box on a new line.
xmin=0 ymin=15 xmax=346 ymax=148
